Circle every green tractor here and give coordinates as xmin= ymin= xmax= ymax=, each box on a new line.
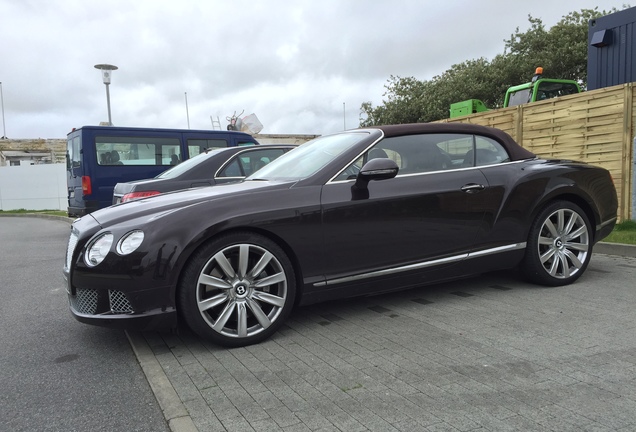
xmin=449 ymin=67 xmax=582 ymax=118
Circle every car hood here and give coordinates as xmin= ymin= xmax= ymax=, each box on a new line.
xmin=89 ymin=180 xmax=295 ymax=228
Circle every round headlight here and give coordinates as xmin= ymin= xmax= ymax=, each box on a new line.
xmin=84 ymin=233 xmax=114 ymax=267
xmin=117 ymin=230 xmax=145 ymax=255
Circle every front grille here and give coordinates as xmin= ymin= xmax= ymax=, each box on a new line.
xmin=71 ymin=288 xmax=98 ymax=314
xmin=109 ymin=290 xmax=133 ymax=314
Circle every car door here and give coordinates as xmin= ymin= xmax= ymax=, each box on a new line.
xmin=319 ymin=133 xmax=502 ymax=282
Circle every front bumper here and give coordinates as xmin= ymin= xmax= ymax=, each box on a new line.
xmin=64 ymin=271 xmax=177 ymax=331
xmin=63 ymin=213 xmax=180 ymax=332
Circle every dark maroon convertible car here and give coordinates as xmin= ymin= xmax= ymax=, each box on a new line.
xmin=63 ymin=123 xmax=618 ymax=347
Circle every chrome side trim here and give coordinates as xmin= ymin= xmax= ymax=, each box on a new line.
xmin=314 ymin=242 xmax=527 ymax=287
xmin=599 ymin=217 xmax=617 ymax=229
xmin=467 ymin=242 xmax=526 ymax=258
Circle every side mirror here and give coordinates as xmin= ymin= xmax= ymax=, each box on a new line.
xmin=356 ymin=158 xmax=398 ymax=186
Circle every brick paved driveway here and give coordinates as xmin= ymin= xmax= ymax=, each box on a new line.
xmin=134 ymin=253 xmax=636 ymax=432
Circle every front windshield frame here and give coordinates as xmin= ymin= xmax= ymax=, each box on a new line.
xmin=246 ymin=131 xmax=370 ymax=181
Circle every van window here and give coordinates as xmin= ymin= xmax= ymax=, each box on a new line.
xmin=187 ymin=139 xmax=229 ymax=157
xmin=96 ymin=136 xmax=181 ymax=166
xmin=68 ymin=136 xmax=81 ymax=168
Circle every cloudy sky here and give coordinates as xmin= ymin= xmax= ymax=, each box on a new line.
xmin=0 ymin=0 xmax=627 ymax=139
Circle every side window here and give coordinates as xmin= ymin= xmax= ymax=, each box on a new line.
xmin=385 ymin=134 xmax=464 ymax=175
xmin=67 ymin=136 xmax=81 ymax=168
xmin=467 ymin=136 xmax=510 ymax=167
xmin=187 ymin=139 xmax=228 ymax=157
xmin=333 ymin=134 xmax=468 ymax=181
xmin=161 ymin=145 xmax=181 ymax=165
xmin=217 ymin=149 xmax=286 ymax=178
xmin=218 ymin=159 xmax=243 ymax=177
xmin=95 ymin=136 xmax=180 ymax=166
xmin=535 ymin=82 xmax=579 ymax=100
xmin=332 ymin=133 xmax=510 ymax=181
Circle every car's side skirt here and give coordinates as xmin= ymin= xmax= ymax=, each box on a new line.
xmin=314 ymin=242 xmax=527 ymax=287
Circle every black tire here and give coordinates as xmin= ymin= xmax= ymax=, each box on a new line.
xmin=178 ymin=232 xmax=296 ymax=347
xmin=522 ymin=200 xmax=593 ymax=286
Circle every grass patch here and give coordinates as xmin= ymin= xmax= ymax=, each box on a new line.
xmin=0 ymin=209 xmax=68 ymax=218
xmin=603 ymin=220 xmax=636 ymax=245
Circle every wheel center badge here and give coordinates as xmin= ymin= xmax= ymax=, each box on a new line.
xmin=235 ymin=284 xmax=248 ymax=297
xmin=555 ymin=239 xmax=563 ymax=248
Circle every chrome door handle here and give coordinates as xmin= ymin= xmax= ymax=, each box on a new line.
xmin=461 ymin=183 xmax=485 ymax=193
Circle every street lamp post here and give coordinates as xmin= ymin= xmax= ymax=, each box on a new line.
xmin=184 ymin=92 xmax=191 ymax=129
xmin=94 ymin=64 xmax=118 ymax=126
xmin=343 ymin=102 xmax=346 ymax=130
xmin=0 ymin=81 xmax=6 ymax=139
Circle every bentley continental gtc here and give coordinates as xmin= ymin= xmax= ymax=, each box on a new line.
xmin=63 ymin=123 xmax=618 ymax=347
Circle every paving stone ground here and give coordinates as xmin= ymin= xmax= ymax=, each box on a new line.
xmin=133 ymin=253 xmax=636 ymax=432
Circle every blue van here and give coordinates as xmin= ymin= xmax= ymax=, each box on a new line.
xmin=66 ymin=126 xmax=259 ymax=217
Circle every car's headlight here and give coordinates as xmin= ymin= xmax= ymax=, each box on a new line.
xmin=84 ymin=233 xmax=114 ymax=267
xmin=117 ymin=230 xmax=145 ymax=255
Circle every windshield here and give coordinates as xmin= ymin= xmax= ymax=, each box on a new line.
xmin=247 ymin=132 xmax=369 ymax=181
xmin=507 ymin=89 xmax=531 ymax=107
xmin=156 ymin=148 xmax=225 ymax=179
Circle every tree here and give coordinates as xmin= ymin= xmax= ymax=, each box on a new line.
xmin=503 ymin=8 xmax=607 ymax=85
xmin=360 ymin=7 xmax=620 ymax=126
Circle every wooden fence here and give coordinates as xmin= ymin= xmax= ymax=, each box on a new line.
xmin=438 ymin=83 xmax=635 ymax=221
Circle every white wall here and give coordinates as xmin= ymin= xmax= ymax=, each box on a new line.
xmin=0 ymin=164 xmax=66 ymax=211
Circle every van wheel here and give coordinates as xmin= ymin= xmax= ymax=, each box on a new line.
xmin=178 ymin=232 xmax=296 ymax=347
xmin=522 ymin=201 xmax=592 ymax=286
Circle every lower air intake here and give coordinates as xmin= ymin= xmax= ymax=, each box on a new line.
xmin=109 ymin=290 xmax=134 ymax=314
xmin=71 ymin=288 xmax=98 ymax=314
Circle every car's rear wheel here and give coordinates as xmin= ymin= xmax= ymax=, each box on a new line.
xmin=522 ymin=200 xmax=592 ymax=286
xmin=178 ymin=232 xmax=296 ymax=347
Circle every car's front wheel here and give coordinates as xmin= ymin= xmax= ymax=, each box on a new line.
xmin=178 ymin=232 xmax=296 ymax=347
xmin=522 ymin=200 xmax=592 ymax=286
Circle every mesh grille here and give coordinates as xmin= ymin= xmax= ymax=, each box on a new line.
xmin=65 ymin=231 xmax=79 ymax=271
xmin=71 ymin=288 xmax=98 ymax=314
xmin=109 ymin=290 xmax=134 ymax=314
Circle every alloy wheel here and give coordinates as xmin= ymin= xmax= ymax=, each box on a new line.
xmin=537 ymin=208 xmax=590 ymax=279
xmin=196 ymin=243 xmax=288 ymax=339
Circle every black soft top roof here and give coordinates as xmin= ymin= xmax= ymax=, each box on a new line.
xmin=363 ymin=123 xmax=535 ymax=161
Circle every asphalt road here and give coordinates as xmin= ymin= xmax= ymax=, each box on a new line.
xmin=0 ymin=217 xmax=169 ymax=432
